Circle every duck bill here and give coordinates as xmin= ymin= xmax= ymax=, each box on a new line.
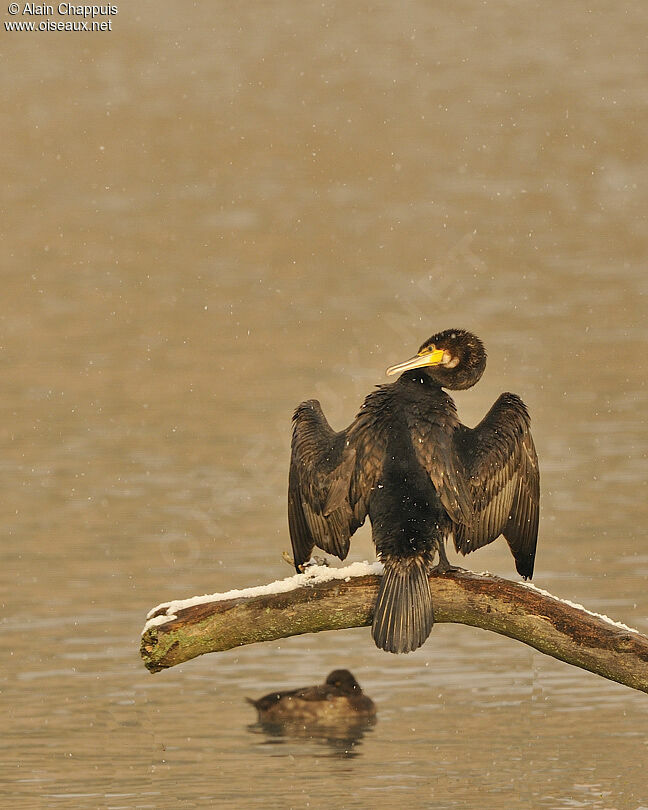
xmin=385 ymin=348 xmax=445 ymax=376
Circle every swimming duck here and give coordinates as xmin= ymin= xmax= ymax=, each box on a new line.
xmin=246 ymin=669 xmax=376 ymax=724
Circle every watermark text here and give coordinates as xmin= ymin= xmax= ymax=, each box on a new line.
xmin=5 ymin=3 xmax=118 ymax=32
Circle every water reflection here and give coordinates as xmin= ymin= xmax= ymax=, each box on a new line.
xmin=247 ymin=717 xmax=377 ymax=760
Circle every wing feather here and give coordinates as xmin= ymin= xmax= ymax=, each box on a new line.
xmin=288 ymin=399 xmax=372 ymax=570
xmin=453 ymin=393 xmax=539 ymax=578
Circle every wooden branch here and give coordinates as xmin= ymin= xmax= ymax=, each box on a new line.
xmin=140 ymin=566 xmax=648 ymax=694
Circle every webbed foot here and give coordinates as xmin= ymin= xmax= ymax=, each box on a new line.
xmin=431 ymin=561 xmax=465 ymax=575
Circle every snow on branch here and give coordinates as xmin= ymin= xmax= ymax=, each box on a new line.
xmin=139 ymin=564 xmax=648 ymax=694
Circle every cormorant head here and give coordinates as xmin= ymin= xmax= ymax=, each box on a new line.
xmin=325 ymin=669 xmax=361 ymax=694
xmin=385 ymin=329 xmax=487 ymax=390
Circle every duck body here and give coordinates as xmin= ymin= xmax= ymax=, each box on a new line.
xmin=247 ymin=669 xmax=376 ymax=724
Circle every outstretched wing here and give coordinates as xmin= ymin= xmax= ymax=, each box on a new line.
xmin=288 ymin=400 xmax=375 ymax=571
xmin=453 ymin=393 xmax=539 ymax=579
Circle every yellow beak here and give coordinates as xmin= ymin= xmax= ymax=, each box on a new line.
xmin=386 ymin=348 xmax=446 ymax=376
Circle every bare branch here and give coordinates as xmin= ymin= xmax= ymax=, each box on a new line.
xmin=140 ymin=567 xmax=648 ymax=694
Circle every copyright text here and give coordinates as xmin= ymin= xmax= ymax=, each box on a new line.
xmin=5 ymin=3 xmax=118 ymax=31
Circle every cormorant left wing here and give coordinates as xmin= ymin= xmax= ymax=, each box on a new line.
xmin=453 ymin=392 xmax=540 ymax=579
xmin=288 ymin=399 xmax=372 ymax=571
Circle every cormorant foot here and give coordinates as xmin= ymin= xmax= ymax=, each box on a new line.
xmin=300 ymin=555 xmax=330 ymax=572
xmin=431 ymin=562 xmax=465 ymax=575
xmin=284 ymin=553 xmax=331 ymax=572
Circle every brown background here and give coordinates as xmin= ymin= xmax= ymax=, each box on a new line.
xmin=2 ymin=2 xmax=647 ymax=807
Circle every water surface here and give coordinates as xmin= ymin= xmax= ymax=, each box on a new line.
xmin=2 ymin=2 xmax=647 ymax=808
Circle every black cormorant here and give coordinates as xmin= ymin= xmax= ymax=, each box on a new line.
xmin=246 ymin=669 xmax=376 ymax=723
xmin=288 ymin=329 xmax=539 ymax=654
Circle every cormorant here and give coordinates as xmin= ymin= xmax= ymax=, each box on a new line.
xmin=246 ymin=669 xmax=376 ymax=723
xmin=288 ymin=329 xmax=539 ymax=655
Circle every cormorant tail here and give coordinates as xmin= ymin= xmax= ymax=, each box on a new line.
xmin=371 ymin=556 xmax=434 ymax=654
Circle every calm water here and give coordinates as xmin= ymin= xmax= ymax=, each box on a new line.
xmin=2 ymin=1 xmax=647 ymax=808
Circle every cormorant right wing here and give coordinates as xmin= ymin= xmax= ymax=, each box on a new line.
xmin=453 ymin=392 xmax=540 ymax=579
xmin=288 ymin=400 xmax=378 ymax=571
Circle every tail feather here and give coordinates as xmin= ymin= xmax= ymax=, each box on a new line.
xmin=371 ymin=557 xmax=434 ymax=654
